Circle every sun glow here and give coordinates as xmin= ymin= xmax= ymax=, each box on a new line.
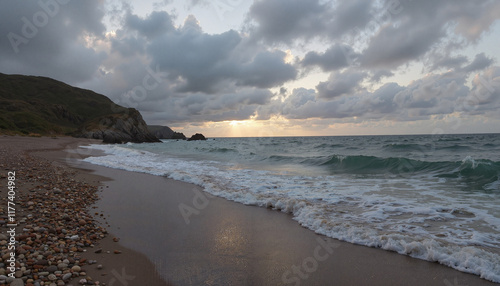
xmin=228 ymin=120 xmax=247 ymax=126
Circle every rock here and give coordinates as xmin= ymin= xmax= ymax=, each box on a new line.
xmin=36 ymin=259 xmax=49 ymax=266
xmin=113 ymin=250 xmax=122 ymax=254
xmin=79 ymin=278 xmax=87 ymax=285
xmin=76 ymin=109 xmax=160 ymax=144
xmin=187 ymin=133 xmax=207 ymax=141
xmin=148 ymin=125 xmax=186 ymax=140
xmin=94 ymin=248 xmax=102 ymax=253
xmin=47 ymin=265 xmax=58 ymax=273
xmin=62 ymin=273 xmax=72 ymax=281
xmin=57 ymin=263 xmax=68 ymax=270
xmin=10 ymin=278 xmax=24 ymax=286
xmin=72 ymin=265 xmax=81 ymax=272
xmin=48 ymin=274 xmax=57 ymax=281
xmin=97 ymin=265 xmax=103 ymax=270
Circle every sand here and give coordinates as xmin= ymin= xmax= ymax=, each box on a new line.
xmin=0 ymin=135 xmax=171 ymax=286
xmin=1 ymin=135 xmax=497 ymax=285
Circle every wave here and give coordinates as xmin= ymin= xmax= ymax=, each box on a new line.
xmin=437 ymin=157 xmax=500 ymax=188
xmin=438 ymin=144 xmax=473 ymax=151
xmin=81 ymin=144 xmax=500 ymax=283
xmin=319 ymin=155 xmax=499 ymax=188
xmin=383 ymin=143 xmax=431 ymax=151
xmin=313 ymin=143 xmax=345 ymax=149
xmin=265 ymin=153 xmax=499 ymax=187
xmin=203 ymin=147 xmax=238 ymax=153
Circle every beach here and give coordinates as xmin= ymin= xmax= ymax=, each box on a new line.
xmin=0 ymin=136 xmax=498 ymax=285
xmin=0 ymin=136 xmax=170 ymax=286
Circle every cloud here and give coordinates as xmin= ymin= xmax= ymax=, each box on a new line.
xmin=125 ymin=11 xmax=175 ymax=39
xmin=1 ymin=0 xmax=499 ymax=131
xmin=236 ymin=50 xmax=297 ymax=88
xmin=0 ymin=0 xmax=106 ymax=83
xmin=359 ymin=0 xmax=500 ymax=70
xmin=316 ymin=70 xmax=367 ymax=99
xmin=461 ymin=53 xmax=494 ymax=73
xmin=246 ymin=0 xmax=328 ymax=44
xmin=301 ymin=44 xmax=359 ymax=71
xmin=146 ymin=15 xmax=296 ymax=93
xmin=258 ymin=67 xmax=500 ymax=123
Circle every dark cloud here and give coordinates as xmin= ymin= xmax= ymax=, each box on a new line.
xmin=360 ymin=23 xmax=445 ymax=69
xmin=359 ymin=0 xmax=500 ymax=69
xmin=301 ymin=44 xmax=358 ymax=71
xmin=236 ymin=50 xmax=297 ymax=88
xmin=0 ymin=0 xmax=106 ymax=83
xmin=316 ymin=70 xmax=367 ymax=99
xmin=246 ymin=0 xmax=327 ymax=44
xmin=125 ymin=11 xmax=175 ymax=39
xmin=462 ymin=53 xmax=494 ymax=73
xmin=146 ymin=15 xmax=296 ymax=93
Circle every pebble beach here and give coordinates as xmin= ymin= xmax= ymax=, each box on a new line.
xmin=0 ymin=136 xmax=170 ymax=286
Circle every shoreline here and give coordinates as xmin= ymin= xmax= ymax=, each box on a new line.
xmin=0 ymin=135 xmax=171 ymax=286
xmin=1 ymin=135 xmax=498 ymax=285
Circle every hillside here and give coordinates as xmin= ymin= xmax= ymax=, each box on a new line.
xmin=0 ymin=73 xmax=159 ymax=143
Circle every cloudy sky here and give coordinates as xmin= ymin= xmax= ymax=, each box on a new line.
xmin=1 ymin=0 xmax=500 ymax=137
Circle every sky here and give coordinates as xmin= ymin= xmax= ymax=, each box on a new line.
xmin=1 ymin=0 xmax=500 ymax=137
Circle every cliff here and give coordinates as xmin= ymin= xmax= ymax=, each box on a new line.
xmin=76 ymin=109 xmax=160 ymax=143
xmin=0 ymin=73 xmax=159 ymax=143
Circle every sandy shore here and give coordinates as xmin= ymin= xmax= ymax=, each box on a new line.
xmin=1 ymin=136 xmax=498 ymax=285
xmin=0 ymin=135 xmax=171 ymax=286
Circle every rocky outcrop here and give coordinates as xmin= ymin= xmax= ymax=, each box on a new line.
xmin=148 ymin=125 xmax=187 ymax=140
xmin=187 ymin=133 xmax=207 ymax=141
xmin=75 ymin=108 xmax=161 ymax=144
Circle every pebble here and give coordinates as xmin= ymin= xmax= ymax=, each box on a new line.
xmin=72 ymin=265 xmax=82 ymax=272
xmin=58 ymin=263 xmax=68 ymax=270
xmin=0 ymin=147 xmax=110 ymax=286
xmin=62 ymin=273 xmax=73 ymax=281
xmin=10 ymin=279 xmax=25 ymax=286
xmin=47 ymin=265 xmax=58 ymax=273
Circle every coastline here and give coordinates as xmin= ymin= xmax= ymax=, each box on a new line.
xmin=0 ymin=135 xmax=171 ymax=286
xmin=1 ymin=136 xmax=497 ymax=285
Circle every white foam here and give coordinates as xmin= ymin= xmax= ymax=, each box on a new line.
xmin=81 ymin=144 xmax=500 ymax=283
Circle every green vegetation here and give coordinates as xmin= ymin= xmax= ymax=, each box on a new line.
xmin=0 ymin=73 xmax=129 ymax=136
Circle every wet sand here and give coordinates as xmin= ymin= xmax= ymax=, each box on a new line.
xmin=0 ymin=135 xmax=171 ymax=286
xmin=1 ymin=135 xmax=497 ymax=285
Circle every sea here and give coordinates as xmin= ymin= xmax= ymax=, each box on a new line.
xmin=82 ymin=133 xmax=500 ymax=283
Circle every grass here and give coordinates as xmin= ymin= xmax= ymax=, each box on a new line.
xmin=0 ymin=73 xmax=130 ymax=136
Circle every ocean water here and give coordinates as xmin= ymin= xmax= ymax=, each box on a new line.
xmin=82 ymin=133 xmax=500 ymax=283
